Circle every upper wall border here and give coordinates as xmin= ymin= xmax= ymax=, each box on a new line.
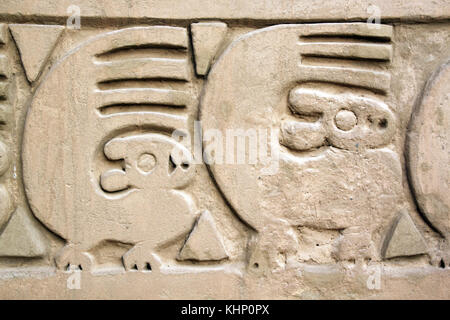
xmin=0 ymin=0 xmax=449 ymax=26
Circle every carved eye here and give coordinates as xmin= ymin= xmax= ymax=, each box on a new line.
xmin=137 ymin=153 xmax=156 ymax=173
xmin=335 ymin=109 xmax=357 ymax=131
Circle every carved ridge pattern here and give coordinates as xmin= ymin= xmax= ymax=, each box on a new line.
xmin=0 ymin=23 xmax=14 ymax=232
xmin=297 ymin=24 xmax=393 ymax=94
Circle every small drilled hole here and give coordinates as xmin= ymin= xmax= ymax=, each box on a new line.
xmin=253 ymin=263 xmax=259 ymax=269
xmin=132 ymin=264 xmax=138 ymax=271
xmin=378 ymin=118 xmax=388 ymax=128
xmin=181 ymin=162 xmax=189 ymax=169
xmin=145 ymin=263 xmax=152 ymax=271
xmin=439 ymin=259 xmax=445 ymax=269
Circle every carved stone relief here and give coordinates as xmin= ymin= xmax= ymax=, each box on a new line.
xmin=0 ymin=23 xmax=16 ymax=237
xmin=200 ymin=24 xmax=408 ymax=270
xmin=0 ymin=0 xmax=448 ymax=299
xmin=407 ymin=59 xmax=450 ymax=266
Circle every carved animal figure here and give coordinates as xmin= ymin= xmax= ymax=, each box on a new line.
xmin=22 ymin=27 xmax=197 ymax=271
xmin=200 ymin=23 xmax=408 ymax=269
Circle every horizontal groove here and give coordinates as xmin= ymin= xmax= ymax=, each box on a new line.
xmin=97 ymin=43 xmax=187 ymax=56
xmin=98 ymin=103 xmax=188 ymax=115
xmin=0 ymin=11 xmax=448 ymax=26
xmin=94 ymin=88 xmax=191 ymax=108
xmin=299 ymin=36 xmax=391 ymax=44
xmin=97 ymin=78 xmax=187 ymax=90
xmin=298 ymin=42 xmax=392 ymax=61
xmin=299 ymin=23 xmax=393 ymax=41
xmin=298 ymin=65 xmax=390 ymax=93
xmin=94 ymin=57 xmax=189 ymax=82
xmin=95 ymin=45 xmax=187 ymax=61
xmin=300 ymin=34 xmax=391 ymax=43
xmin=301 ymin=54 xmax=390 ymax=63
xmin=94 ymin=26 xmax=188 ymax=55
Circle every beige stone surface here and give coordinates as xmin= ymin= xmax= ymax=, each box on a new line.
xmin=177 ymin=210 xmax=228 ymax=261
xmin=9 ymin=24 xmax=64 ymax=82
xmin=0 ymin=0 xmax=448 ymax=21
xmin=191 ymin=22 xmax=228 ymax=76
xmin=383 ymin=211 xmax=427 ymax=259
xmin=0 ymin=0 xmax=448 ymax=299
xmin=407 ymin=60 xmax=450 ymax=266
xmin=0 ymin=207 xmax=47 ymax=257
xmin=22 ymin=27 xmax=197 ymax=272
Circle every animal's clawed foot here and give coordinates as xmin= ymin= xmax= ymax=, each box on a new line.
xmin=431 ymin=239 xmax=450 ymax=268
xmin=337 ymin=227 xmax=377 ymax=262
xmin=55 ymin=244 xmax=95 ymax=271
xmin=122 ymin=242 xmax=161 ymax=273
